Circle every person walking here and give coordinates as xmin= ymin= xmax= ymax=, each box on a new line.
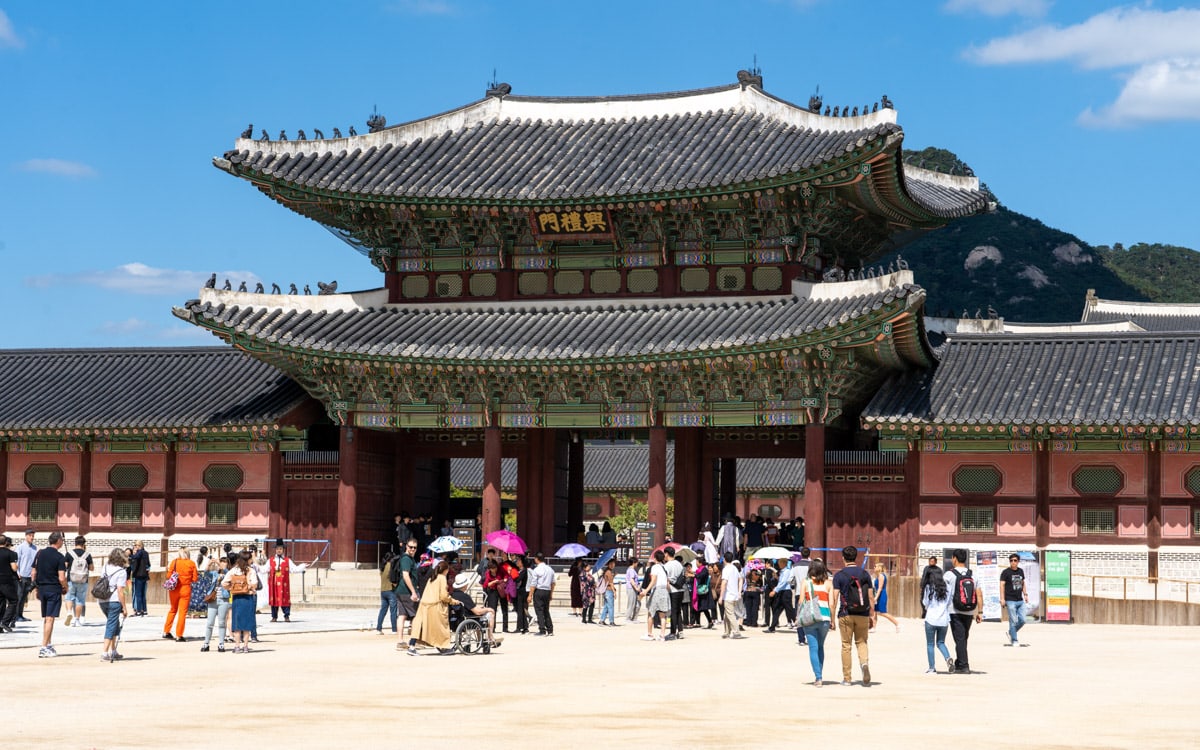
xmin=567 ymin=559 xmax=584 ymax=617
xmin=872 ymin=563 xmax=901 ymax=633
xmin=408 ymin=561 xmax=454 ymax=654
xmin=97 ymin=548 xmax=129 ymax=662
xmin=597 ymin=558 xmax=617 ymax=626
xmin=221 ymin=552 xmax=259 ymax=653
xmin=692 ymin=562 xmax=717 ymax=628
xmin=922 ymin=560 xmax=953 ymax=674
xmin=831 ymin=545 xmax=875 ymax=686
xmin=718 ymin=552 xmax=745 ymax=639
xmin=31 ymin=531 xmax=68 ymax=658
xmin=624 ymin=557 xmax=642 ymax=623
xmin=527 ymin=552 xmax=555 ymax=636
xmin=162 ymin=547 xmax=199 ymax=642
xmin=639 ymin=550 xmax=670 ymax=641
xmin=393 ymin=539 xmax=420 ymax=646
xmin=376 ymin=552 xmax=399 ymax=635
xmin=742 ymin=566 xmax=764 ymax=627
xmin=765 ymin=558 xmax=795 ymax=633
xmin=700 ymin=522 xmax=720 ymax=565
xmin=63 ymin=535 xmax=93 ymax=627
xmin=482 ymin=558 xmax=511 ymax=632
xmin=945 ymin=548 xmax=983 ymax=674
xmin=15 ymin=530 xmax=37 ymax=623
xmin=579 ymin=561 xmax=597 ymax=624
xmin=663 ymin=547 xmax=686 ymax=640
xmin=511 ymin=554 xmax=530 ymax=634
xmin=799 ymin=559 xmax=834 ymax=685
xmin=0 ymin=535 xmax=19 ymax=632
xmin=202 ymin=556 xmax=232 ymax=652
xmin=128 ymin=541 xmax=151 ymax=616
xmin=1001 ymin=554 xmax=1031 ymax=647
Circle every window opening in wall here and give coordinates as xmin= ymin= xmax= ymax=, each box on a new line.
xmin=109 ymin=464 xmax=149 ymax=490
xmin=203 ymin=464 xmax=244 ymax=491
xmin=757 ymin=504 xmax=783 ymax=518
xmin=959 ymin=506 xmax=995 ymax=533
xmin=29 ymin=498 xmax=58 ymax=524
xmin=1081 ymin=507 xmax=1116 ymax=534
xmin=24 ymin=464 xmax=63 ymax=490
xmin=952 ymin=466 xmax=1002 ymax=495
xmin=113 ymin=498 xmax=142 ymax=525
xmin=207 ymin=500 xmax=237 ymax=526
xmin=1072 ymin=466 xmax=1124 ymax=495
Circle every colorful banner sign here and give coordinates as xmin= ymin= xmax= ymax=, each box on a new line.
xmin=1045 ymin=549 xmax=1072 ymax=623
xmin=529 ymin=209 xmax=613 ymax=240
xmin=976 ymin=550 xmax=1002 ymax=621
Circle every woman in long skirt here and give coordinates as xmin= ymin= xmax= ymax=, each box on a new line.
xmin=221 ymin=552 xmax=259 ymax=653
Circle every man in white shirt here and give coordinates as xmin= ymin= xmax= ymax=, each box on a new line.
xmin=526 ymin=552 xmax=556 ymax=636
xmin=624 ymin=558 xmax=642 ymax=623
xmin=719 ymin=552 xmax=745 ymax=639
xmin=663 ymin=548 xmax=686 ymax=641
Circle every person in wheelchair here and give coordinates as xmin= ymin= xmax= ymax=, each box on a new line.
xmin=451 ymin=572 xmax=502 ymax=648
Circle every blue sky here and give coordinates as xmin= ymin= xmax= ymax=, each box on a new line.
xmin=3 ymin=1 xmax=1199 ymax=347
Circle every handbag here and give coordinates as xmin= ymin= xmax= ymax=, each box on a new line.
xmin=797 ymin=579 xmax=820 ymax=627
xmin=162 ymin=571 xmax=179 ymax=591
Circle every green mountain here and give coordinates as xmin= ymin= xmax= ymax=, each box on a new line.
xmin=885 ymin=150 xmax=1200 ymax=322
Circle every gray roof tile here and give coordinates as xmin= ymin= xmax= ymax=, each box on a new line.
xmin=180 ymin=285 xmax=920 ymax=362
xmin=862 ymin=333 xmax=1200 ymax=427
xmin=0 ymin=348 xmax=309 ymax=432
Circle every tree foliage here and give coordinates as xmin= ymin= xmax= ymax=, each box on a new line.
xmin=604 ymin=494 xmax=675 ymax=539
xmin=1095 ymin=243 xmax=1200 ymax=303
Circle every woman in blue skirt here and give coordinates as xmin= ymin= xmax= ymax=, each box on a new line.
xmin=221 ymin=552 xmax=260 ymax=653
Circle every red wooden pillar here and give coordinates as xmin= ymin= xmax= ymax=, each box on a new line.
xmin=673 ymin=428 xmax=699 ymax=543
xmin=539 ymin=429 xmax=557 ymax=548
xmin=482 ymin=426 xmax=502 ymax=536
xmin=336 ymin=424 xmax=359 ymax=564
xmin=567 ymin=434 xmax=584 ymax=540
xmin=385 ymin=271 xmax=401 ymax=303
xmin=269 ymin=446 xmax=284 ymax=539
xmin=804 ymin=423 xmax=825 ymax=551
xmin=78 ymin=446 xmax=92 ymax=534
xmin=164 ymin=443 xmax=178 ymax=537
xmin=1147 ymin=446 xmax=1162 ymax=579
xmin=1035 ymin=444 xmax=1050 ymax=550
xmin=648 ymin=426 xmax=668 ymax=546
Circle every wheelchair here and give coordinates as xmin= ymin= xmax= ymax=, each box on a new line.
xmin=448 ymin=603 xmax=492 ymax=655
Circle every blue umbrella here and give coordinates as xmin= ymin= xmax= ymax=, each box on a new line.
xmin=428 ymin=535 xmax=464 ymax=554
xmin=591 ymin=547 xmax=617 ymax=572
xmin=555 ymin=542 xmax=590 ymax=559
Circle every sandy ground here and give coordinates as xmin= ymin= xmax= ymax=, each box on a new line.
xmin=2 ymin=606 xmax=1197 ymax=749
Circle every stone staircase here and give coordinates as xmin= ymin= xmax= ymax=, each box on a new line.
xmin=296 ymin=568 xmax=597 ymax=610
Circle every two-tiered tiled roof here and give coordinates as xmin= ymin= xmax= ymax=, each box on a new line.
xmin=175 ymin=276 xmax=925 ymax=364
xmin=1081 ymin=292 xmax=1200 ymax=332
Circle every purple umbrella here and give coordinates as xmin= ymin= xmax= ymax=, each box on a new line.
xmin=555 ymin=543 xmax=590 ymax=559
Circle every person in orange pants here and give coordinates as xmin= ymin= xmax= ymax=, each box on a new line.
xmin=163 ymin=547 xmax=198 ymax=642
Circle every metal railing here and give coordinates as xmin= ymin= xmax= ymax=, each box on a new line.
xmin=355 ymin=539 xmax=391 ymax=570
xmin=1073 ymin=575 xmax=1200 ymax=603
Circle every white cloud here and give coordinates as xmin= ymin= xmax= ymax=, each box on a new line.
xmin=1079 ymin=58 xmax=1200 ymax=127
xmin=967 ymin=7 xmax=1200 ymax=69
xmin=966 ymin=7 xmax=1200 ymax=127
xmin=944 ymin=0 xmax=1049 ymax=18
xmin=25 ymin=263 xmax=261 ymax=296
xmin=17 ymin=158 xmax=97 ymax=178
xmin=0 ymin=9 xmax=23 ymax=50
xmin=94 ymin=318 xmax=214 ymax=342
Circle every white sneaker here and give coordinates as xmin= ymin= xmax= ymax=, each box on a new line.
xmin=77 ymin=617 xmax=86 ymax=627
xmin=640 ymin=635 xmax=656 ymax=641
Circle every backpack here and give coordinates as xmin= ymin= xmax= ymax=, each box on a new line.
xmin=69 ymin=549 xmax=90 ymax=584
xmin=387 ymin=559 xmax=402 ymax=586
xmin=414 ymin=564 xmax=431 ymax=596
xmin=951 ymin=569 xmax=977 ymax=612
xmin=227 ymin=572 xmax=251 ymax=596
xmin=669 ymin=565 xmax=687 ymax=590
xmin=91 ymin=569 xmax=115 ymax=600
xmin=841 ymin=569 xmax=871 ymax=615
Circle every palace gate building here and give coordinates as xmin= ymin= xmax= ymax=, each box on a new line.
xmin=6 ymin=74 xmax=1200 ymax=584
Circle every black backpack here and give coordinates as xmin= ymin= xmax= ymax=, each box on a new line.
xmin=388 ymin=557 xmax=403 ymax=586
xmin=951 ymin=569 xmax=977 ymax=612
xmin=842 ymin=569 xmax=871 ymax=615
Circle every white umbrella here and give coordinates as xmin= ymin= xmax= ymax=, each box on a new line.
xmin=751 ymin=546 xmax=793 ymax=560
xmin=428 ymin=535 xmax=464 ymax=554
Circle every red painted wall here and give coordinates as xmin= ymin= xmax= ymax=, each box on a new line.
xmin=920 ymin=453 xmax=1035 ymax=497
